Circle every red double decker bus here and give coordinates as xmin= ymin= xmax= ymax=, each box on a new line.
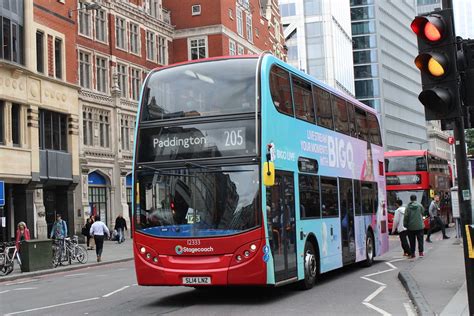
xmin=385 ymin=150 xmax=453 ymax=232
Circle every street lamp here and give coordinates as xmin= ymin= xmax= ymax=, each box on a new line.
xmin=407 ymin=140 xmax=429 ymax=149
xmin=68 ymin=2 xmax=101 ymax=18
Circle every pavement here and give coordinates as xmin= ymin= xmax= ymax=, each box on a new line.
xmin=0 ymin=239 xmax=134 ymax=282
xmin=1 ymin=229 xmax=471 ymax=315
xmin=397 ymin=227 xmax=470 ymax=316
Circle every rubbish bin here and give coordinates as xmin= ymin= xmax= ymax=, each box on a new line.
xmin=20 ymin=239 xmax=53 ymax=272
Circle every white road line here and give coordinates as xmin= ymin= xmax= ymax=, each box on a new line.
xmin=403 ymin=302 xmax=416 ymax=316
xmin=4 ymin=279 xmax=38 ymax=286
xmin=389 ymin=258 xmax=406 ymax=263
xmin=361 ymin=276 xmax=386 ymax=286
xmin=360 ymin=260 xmax=400 ymax=315
xmin=102 ymin=285 xmax=129 ymax=298
xmin=364 ymin=268 xmax=396 ymax=278
xmin=13 ymin=287 xmax=37 ymax=291
xmin=64 ymin=273 xmax=89 ymax=278
xmin=0 ymin=290 xmax=11 ymax=294
xmin=363 ymin=286 xmax=387 ymax=302
xmin=4 ymin=297 xmax=100 ymax=315
xmin=363 ymin=302 xmax=392 ymax=316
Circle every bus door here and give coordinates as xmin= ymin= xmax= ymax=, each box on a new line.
xmin=339 ymin=178 xmax=356 ymax=265
xmin=266 ymin=171 xmax=297 ymax=282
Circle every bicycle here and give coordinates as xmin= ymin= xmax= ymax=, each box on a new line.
xmin=0 ymin=241 xmax=22 ymax=276
xmin=52 ymin=236 xmax=88 ymax=267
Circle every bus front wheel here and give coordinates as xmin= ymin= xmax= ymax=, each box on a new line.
xmin=299 ymin=242 xmax=318 ymax=290
xmin=362 ymin=232 xmax=374 ymax=267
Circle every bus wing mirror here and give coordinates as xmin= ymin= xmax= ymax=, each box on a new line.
xmin=263 ymin=162 xmax=275 ymax=186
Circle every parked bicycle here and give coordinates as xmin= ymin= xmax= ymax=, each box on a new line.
xmin=0 ymin=241 xmax=22 ymax=275
xmin=52 ymin=236 xmax=88 ymax=267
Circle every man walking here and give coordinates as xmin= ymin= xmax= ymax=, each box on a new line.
xmin=426 ymin=194 xmax=450 ymax=242
xmin=114 ymin=214 xmax=127 ymax=244
xmin=89 ymin=215 xmax=110 ymax=262
xmin=403 ymin=195 xmax=425 ymax=258
xmin=391 ymin=199 xmax=410 ymax=257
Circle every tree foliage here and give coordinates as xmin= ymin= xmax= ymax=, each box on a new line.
xmin=466 ymin=129 xmax=474 ymax=156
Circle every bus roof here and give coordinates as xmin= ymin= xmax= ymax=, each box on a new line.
xmin=385 ymin=150 xmax=427 ymax=157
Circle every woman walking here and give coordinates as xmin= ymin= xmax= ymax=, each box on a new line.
xmin=15 ymin=222 xmax=31 ymax=251
xmin=89 ymin=215 xmax=110 ymax=262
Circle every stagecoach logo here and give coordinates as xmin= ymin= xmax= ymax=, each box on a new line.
xmin=175 ymin=245 xmax=184 ymax=255
xmin=175 ymin=245 xmax=214 ymax=255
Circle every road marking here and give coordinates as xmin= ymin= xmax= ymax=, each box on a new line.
xmin=403 ymin=302 xmax=416 ymax=316
xmin=363 ymin=302 xmax=391 ymax=316
xmin=102 ymin=285 xmax=129 ymax=298
xmin=360 ymin=261 xmax=400 ymax=315
xmin=0 ymin=290 xmax=10 ymax=294
xmin=363 ymin=285 xmax=386 ymax=302
xmin=64 ymin=273 xmax=89 ymax=278
xmin=4 ymin=297 xmax=100 ymax=315
xmin=4 ymin=279 xmax=38 ymax=286
xmin=13 ymin=287 xmax=37 ymax=291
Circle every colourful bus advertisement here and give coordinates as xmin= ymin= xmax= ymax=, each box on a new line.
xmin=385 ymin=150 xmax=453 ymax=231
xmin=132 ymin=53 xmax=388 ymax=289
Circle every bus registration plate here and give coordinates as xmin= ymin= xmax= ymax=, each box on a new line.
xmin=182 ymin=276 xmax=211 ymax=285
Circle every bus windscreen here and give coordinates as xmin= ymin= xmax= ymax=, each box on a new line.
xmin=141 ymin=58 xmax=258 ymax=121
xmin=135 ymin=165 xmax=261 ymax=238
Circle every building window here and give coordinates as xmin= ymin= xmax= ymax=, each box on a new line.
xmin=192 ymin=4 xmax=201 ymax=15
xmin=82 ymin=110 xmax=93 ymax=146
xmin=78 ymin=2 xmax=91 ymax=36
xmin=229 ymin=40 xmax=236 ymax=55
xmin=158 ymin=36 xmax=167 ymax=64
xmin=246 ymin=14 xmax=253 ymax=42
xmin=237 ymin=45 xmax=244 ymax=55
xmin=54 ymin=38 xmax=62 ymax=79
xmin=117 ymin=63 xmax=128 ymax=98
xmin=0 ymin=101 xmax=4 ymax=144
xmin=1 ymin=15 xmax=24 ymax=64
xmin=147 ymin=0 xmax=159 ymax=17
xmin=96 ymin=57 xmax=108 ymax=93
xmin=236 ymin=8 xmax=243 ymax=36
xmin=189 ymin=37 xmax=207 ymax=60
xmin=131 ymin=68 xmax=141 ymax=100
xmin=130 ymin=23 xmax=140 ymax=54
xmin=99 ymin=114 xmax=110 ymax=148
xmin=280 ymin=3 xmax=296 ymax=17
xmin=121 ymin=117 xmax=131 ymax=151
xmin=115 ymin=17 xmax=126 ymax=49
xmin=11 ymin=103 xmax=20 ymax=146
xmin=95 ymin=9 xmax=107 ymax=42
xmin=36 ymin=31 xmax=44 ymax=73
xmin=39 ymin=110 xmax=68 ymax=151
xmin=146 ymin=31 xmax=155 ymax=60
xmin=79 ymin=51 xmax=91 ymax=89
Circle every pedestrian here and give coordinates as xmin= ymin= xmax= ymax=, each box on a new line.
xmin=114 ymin=214 xmax=127 ymax=244
xmin=50 ymin=214 xmax=68 ymax=239
xmin=83 ymin=217 xmax=94 ymax=250
xmin=89 ymin=215 xmax=110 ymax=262
xmin=426 ymin=194 xmax=450 ymax=242
xmin=391 ymin=199 xmax=410 ymax=257
xmin=15 ymin=221 xmax=30 ymax=251
xmin=403 ymin=195 xmax=425 ymax=258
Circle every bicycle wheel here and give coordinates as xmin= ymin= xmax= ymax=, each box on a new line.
xmin=67 ymin=247 xmax=72 ymax=265
xmin=4 ymin=262 xmax=14 ymax=275
xmin=76 ymin=245 xmax=88 ymax=264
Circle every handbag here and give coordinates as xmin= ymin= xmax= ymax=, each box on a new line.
xmin=81 ymin=225 xmax=88 ymax=236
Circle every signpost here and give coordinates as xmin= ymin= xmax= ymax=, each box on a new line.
xmin=0 ymin=180 xmax=5 ymax=242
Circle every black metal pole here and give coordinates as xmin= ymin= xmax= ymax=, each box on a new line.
xmin=453 ymin=117 xmax=474 ymax=316
xmin=441 ymin=1 xmax=474 ymax=313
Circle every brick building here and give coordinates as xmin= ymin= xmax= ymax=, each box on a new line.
xmin=0 ymin=0 xmax=80 ymax=240
xmin=73 ymin=0 xmax=173 ymax=232
xmin=163 ymin=0 xmax=286 ymax=62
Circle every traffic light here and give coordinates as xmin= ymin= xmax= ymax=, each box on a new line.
xmin=411 ymin=9 xmax=461 ymax=121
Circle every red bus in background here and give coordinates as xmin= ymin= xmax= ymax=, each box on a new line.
xmin=385 ymin=150 xmax=453 ymax=232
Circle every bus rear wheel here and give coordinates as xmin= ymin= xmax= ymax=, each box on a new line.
xmin=362 ymin=232 xmax=374 ymax=267
xmin=299 ymin=242 xmax=318 ymax=290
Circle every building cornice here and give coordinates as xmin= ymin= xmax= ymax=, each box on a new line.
xmin=79 ymin=90 xmax=113 ymax=106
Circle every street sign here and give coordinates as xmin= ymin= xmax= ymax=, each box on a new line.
xmin=0 ymin=181 xmax=4 ymax=207
xmin=448 ymin=136 xmax=454 ymax=144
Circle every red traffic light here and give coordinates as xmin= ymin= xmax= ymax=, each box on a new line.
xmin=411 ymin=15 xmax=445 ymax=42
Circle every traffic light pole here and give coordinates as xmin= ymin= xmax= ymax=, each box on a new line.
xmin=453 ymin=117 xmax=474 ymax=315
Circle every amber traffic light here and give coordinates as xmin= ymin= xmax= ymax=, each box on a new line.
xmin=411 ymin=9 xmax=461 ymax=121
